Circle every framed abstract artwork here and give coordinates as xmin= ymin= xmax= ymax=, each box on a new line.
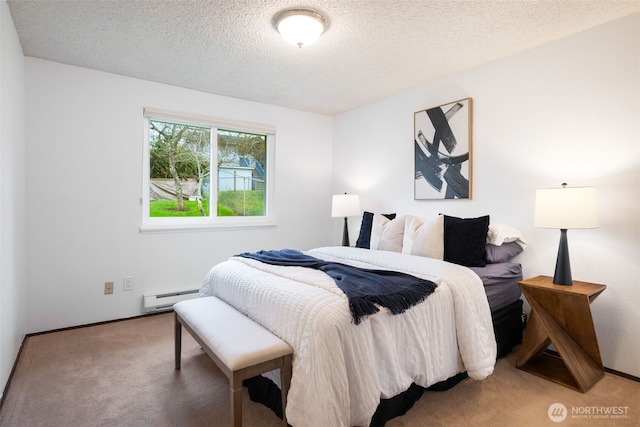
xmin=414 ymin=98 xmax=472 ymax=200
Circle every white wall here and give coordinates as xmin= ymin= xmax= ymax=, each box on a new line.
xmin=24 ymin=59 xmax=334 ymax=333
xmin=0 ymin=0 xmax=27 ymax=400
xmin=333 ymin=14 xmax=640 ymax=377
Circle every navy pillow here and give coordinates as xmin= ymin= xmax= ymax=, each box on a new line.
xmin=355 ymin=211 xmax=396 ymax=249
xmin=443 ymin=215 xmax=490 ymax=267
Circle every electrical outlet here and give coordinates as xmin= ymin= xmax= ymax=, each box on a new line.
xmin=104 ymin=282 xmax=114 ymax=295
xmin=123 ymin=276 xmax=133 ymax=291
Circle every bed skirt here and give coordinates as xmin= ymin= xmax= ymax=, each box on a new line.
xmin=244 ymin=298 xmax=523 ymax=426
xmin=492 ymin=298 xmax=524 ymax=358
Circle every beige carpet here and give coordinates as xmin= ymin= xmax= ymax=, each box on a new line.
xmin=1 ymin=312 xmax=638 ymax=427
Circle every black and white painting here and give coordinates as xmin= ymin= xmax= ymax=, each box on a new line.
xmin=414 ymin=98 xmax=472 ymax=200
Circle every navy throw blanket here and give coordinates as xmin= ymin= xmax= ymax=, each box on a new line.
xmin=237 ymin=249 xmax=437 ymax=325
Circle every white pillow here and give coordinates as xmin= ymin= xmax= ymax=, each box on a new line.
xmin=487 ymin=221 xmax=527 ymax=249
xmin=371 ymin=214 xmax=406 ymax=252
xmin=402 ymin=214 xmax=444 ymax=260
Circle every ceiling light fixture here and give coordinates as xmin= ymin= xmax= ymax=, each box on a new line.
xmin=276 ymin=9 xmax=325 ymax=48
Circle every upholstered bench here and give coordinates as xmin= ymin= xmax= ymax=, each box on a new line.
xmin=174 ymin=296 xmax=293 ymax=427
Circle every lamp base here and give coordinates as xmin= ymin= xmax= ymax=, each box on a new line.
xmin=553 ymin=229 xmax=572 ymax=285
xmin=342 ymin=217 xmax=350 ymax=247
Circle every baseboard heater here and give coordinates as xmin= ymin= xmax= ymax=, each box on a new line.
xmin=143 ymin=289 xmax=199 ymax=312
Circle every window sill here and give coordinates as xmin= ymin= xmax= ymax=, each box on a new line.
xmin=140 ymin=218 xmax=276 ymax=233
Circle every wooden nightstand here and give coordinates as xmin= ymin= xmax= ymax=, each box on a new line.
xmin=516 ymin=275 xmax=606 ymax=393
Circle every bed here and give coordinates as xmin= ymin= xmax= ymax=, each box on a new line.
xmin=199 ymin=213 xmax=526 ymax=427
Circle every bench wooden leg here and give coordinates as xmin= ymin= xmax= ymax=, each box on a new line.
xmin=231 ymin=374 xmax=243 ymax=427
xmin=280 ymin=355 xmax=292 ymax=426
xmin=174 ymin=313 xmax=182 ymax=370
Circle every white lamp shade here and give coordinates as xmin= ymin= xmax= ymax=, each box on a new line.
xmin=534 ymin=186 xmax=599 ymax=229
xmin=277 ymin=10 xmax=324 ymax=47
xmin=331 ymin=194 xmax=360 ymax=218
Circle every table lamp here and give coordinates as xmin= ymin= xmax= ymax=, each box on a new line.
xmin=534 ymin=183 xmax=599 ymax=285
xmin=331 ymin=193 xmax=361 ymax=246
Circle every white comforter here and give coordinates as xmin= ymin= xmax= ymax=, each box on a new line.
xmin=200 ymin=246 xmax=496 ymax=427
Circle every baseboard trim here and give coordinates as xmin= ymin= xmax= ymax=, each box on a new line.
xmin=26 ymin=311 xmax=169 ymax=338
xmin=604 ymin=366 xmax=640 ymax=382
xmin=0 ymin=336 xmax=27 ymax=411
xmin=544 ymin=350 xmax=639 ymax=383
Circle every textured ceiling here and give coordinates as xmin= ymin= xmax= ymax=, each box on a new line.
xmin=7 ymin=0 xmax=640 ymax=115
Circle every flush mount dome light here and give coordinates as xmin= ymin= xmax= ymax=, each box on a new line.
xmin=276 ymin=9 xmax=325 ymax=48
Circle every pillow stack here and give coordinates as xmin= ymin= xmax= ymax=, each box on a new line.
xmin=355 ymin=211 xmax=526 ymax=267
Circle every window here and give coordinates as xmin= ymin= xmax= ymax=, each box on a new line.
xmin=141 ymin=108 xmax=275 ymax=232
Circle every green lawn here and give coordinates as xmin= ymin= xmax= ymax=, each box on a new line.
xmin=150 ymin=190 xmax=265 ymax=217
xmin=149 ymin=199 xmax=210 ymax=217
xmin=218 ymin=190 xmax=265 ymax=216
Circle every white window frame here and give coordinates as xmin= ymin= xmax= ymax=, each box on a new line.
xmin=140 ymin=108 xmax=276 ymax=233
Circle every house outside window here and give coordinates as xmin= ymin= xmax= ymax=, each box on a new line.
xmin=141 ymin=108 xmax=275 ymax=232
